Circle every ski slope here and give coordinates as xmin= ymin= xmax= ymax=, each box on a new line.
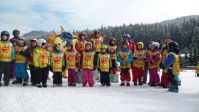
xmin=0 ymin=70 xmax=198 ymax=112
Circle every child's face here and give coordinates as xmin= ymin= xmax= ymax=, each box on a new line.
xmin=67 ymin=45 xmax=72 ymax=50
xmin=85 ymin=45 xmax=91 ymax=50
xmin=137 ymin=44 xmax=142 ymax=50
xmin=31 ymin=41 xmax=37 ymax=47
xmin=19 ymin=43 xmax=24 ymax=46
xmin=56 ymin=45 xmax=60 ymax=50
xmin=2 ymin=35 xmax=8 ymax=40
xmin=111 ymin=41 xmax=115 ymax=44
xmin=148 ymin=43 xmax=152 ymax=49
xmin=122 ymin=44 xmax=128 ymax=49
xmin=101 ymin=48 xmax=106 ymax=53
xmin=151 ymin=46 xmax=155 ymax=51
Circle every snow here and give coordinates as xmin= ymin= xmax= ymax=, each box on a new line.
xmin=0 ymin=70 xmax=199 ymax=112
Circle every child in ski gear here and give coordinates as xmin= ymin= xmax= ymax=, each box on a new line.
xmin=121 ymin=33 xmax=136 ymax=53
xmin=108 ymin=37 xmax=118 ymax=83
xmin=162 ymin=42 xmax=181 ymax=93
xmin=10 ymin=30 xmax=20 ymax=79
xmin=143 ymin=41 xmax=153 ymax=84
xmin=160 ymin=41 xmax=169 ymax=88
xmin=26 ymin=38 xmax=38 ymax=86
xmin=75 ymin=32 xmax=87 ymax=83
xmin=117 ymin=42 xmax=133 ymax=86
xmin=12 ymin=38 xmax=29 ymax=86
xmin=0 ymin=31 xmax=15 ymax=86
xmin=89 ymin=30 xmax=103 ymax=82
xmin=132 ymin=42 xmax=146 ymax=86
xmin=97 ymin=44 xmax=111 ymax=87
xmin=196 ymin=61 xmax=199 ymax=77
xmin=148 ymin=42 xmax=161 ymax=86
xmin=65 ymin=42 xmax=78 ymax=86
xmin=33 ymin=39 xmax=50 ymax=88
xmin=50 ymin=43 xmax=65 ymax=87
xmin=80 ymin=42 xmax=96 ymax=87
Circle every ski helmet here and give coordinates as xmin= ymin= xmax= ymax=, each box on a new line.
xmin=168 ymin=41 xmax=179 ymax=54
xmin=122 ymin=33 xmax=131 ymax=39
xmin=13 ymin=30 xmax=20 ymax=35
xmin=100 ymin=44 xmax=108 ymax=49
xmin=1 ymin=31 xmax=10 ymax=41
xmin=109 ymin=37 xmax=116 ymax=42
xmin=137 ymin=42 xmax=144 ymax=49
xmin=37 ymin=39 xmax=46 ymax=47
xmin=152 ymin=42 xmax=160 ymax=49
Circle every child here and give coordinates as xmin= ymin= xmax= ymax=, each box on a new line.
xmin=162 ymin=42 xmax=181 ymax=93
xmin=33 ymin=39 xmax=50 ymax=88
xmin=108 ymin=37 xmax=118 ymax=83
xmin=27 ymin=38 xmax=38 ymax=86
xmin=80 ymin=42 xmax=96 ymax=87
xmin=160 ymin=43 xmax=169 ymax=88
xmin=65 ymin=42 xmax=78 ymax=86
xmin=148 ymin=42 xmax=161 ymax=86
xmin=97 ymin=45 xmax=111 ymax=87
xmin=75 ymin=32 xmax=87 ymax=83
xmin=117 ymin=42 xmax=133 ymax=86
xmin=0 ymin=31 xmax=15 ymax=86
xmin=50 ymin=43 xmax=65 ymax=87
xmin=196 ymin=61 xmax=199 ymax=77
xmin=12 ymin=38 xmax=29 ymax=86
xmin=132 ymin=42 xmax=146 ymax=86
xmin=10 ymin=30 xmax=21 ymax=79
xmin=143 ymin=41 xmax=153 ymax=84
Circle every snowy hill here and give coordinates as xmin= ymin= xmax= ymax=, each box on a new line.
xmin=0 ymin=70 xmax=199 ymax=112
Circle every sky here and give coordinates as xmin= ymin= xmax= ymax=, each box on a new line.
xmin=0 ymin=0 xmax=199 ymax=34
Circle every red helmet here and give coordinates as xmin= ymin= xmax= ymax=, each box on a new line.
xmin=109 ymin=37 xmax=116 ymax=42
xmin=79 ymin=32 xmax=86 ymax=37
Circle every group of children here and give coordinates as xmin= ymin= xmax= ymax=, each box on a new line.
xmin=0 ymin=30 xmax=185 ymax=93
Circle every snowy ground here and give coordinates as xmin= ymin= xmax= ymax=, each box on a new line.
xmin=0 ymin=70 xmax=199 ymax=112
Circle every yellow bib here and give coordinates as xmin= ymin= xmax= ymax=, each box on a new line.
xmin=108 ymin=45 xmax=117 ymax=60
xmin=0 ymin=42 xmax=12 ymax=62
xmin=65 ymin=51 xmax=77 ymax=69
xmin=119 ymin=51 xmax=131 ymax=69
xmin=98 ymin=54 xmax=110 ymax=72
xmin=133 ymin=50 xmax=146 ymax=68
xmin=91 ymin=37 xmax=103 ymax=52
xmin=51 ymin=53 xmax=64 ymax=72
xmin=15 ymin=46 xmax=27 ymax=63
xmin=168 ymin=52 xmax=180 ymax=76
xmin=82 ymin=51 xmax=94 ymax=69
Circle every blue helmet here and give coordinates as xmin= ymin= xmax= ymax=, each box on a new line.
xmin=13 ymin=30 xmax=20 ymax=35
xmin=1 ymin=31 xmax=10 ymax=41
xmin=60 ymin=32 xmax=73 ymax=42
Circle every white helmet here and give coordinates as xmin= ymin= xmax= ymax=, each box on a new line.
xmin=37 ymin=38 xmax=46 ymax=47
xmin=30 ymin=38 xmax=37 ymax=41
xmin=152 ymin=42 xmax=160 ymax=49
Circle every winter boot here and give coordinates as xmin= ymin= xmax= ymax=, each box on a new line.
xmin=68 ymin=83 xmax=73 ymax=86
xmin=35 ymin=83 xmax=42 ymax=88
xmin=72 ymin=83 xmax=76 ymax=87
xmin=120 ymin=82 xmax=125 ymax=86
xmin=197 ymin=74 xmax=199 ymax=77
xmin=126 ymin=83 xmax=130 ymax=86
xmin=42 ymin=83 xmax=47 ymax=88
xmin=12 ymin=78 xmax=22 ymax=84
xmin=138 ymin=79 xmax=143 ymax=86
xmin=134 ymin=82 xmax=137 ymax=86
xmin=58 ymin=84 xmax=63 ymax=87
xmin=23 ymin=79 xmax=28 ymax=86
xmin=4 ymin=82 xmax=9 ymax=86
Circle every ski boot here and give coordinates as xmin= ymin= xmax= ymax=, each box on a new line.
xmin=120 ymin=82 xmax=125 ymax=86
xmin=35 ymin=83 xmax=42 ymax=88
xmin=12 ymin=78 xmax=22 ymax=84
xmin=42 ymin=83 xmax=47 ymax=88
xmin=126 ymin=83 xmax=130 ymax=86
xmin=23 ymin=79 xmax=28 ymax=86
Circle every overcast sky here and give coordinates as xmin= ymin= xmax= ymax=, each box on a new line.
xmin=0 ymin=0 xmax=199 ymax=34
